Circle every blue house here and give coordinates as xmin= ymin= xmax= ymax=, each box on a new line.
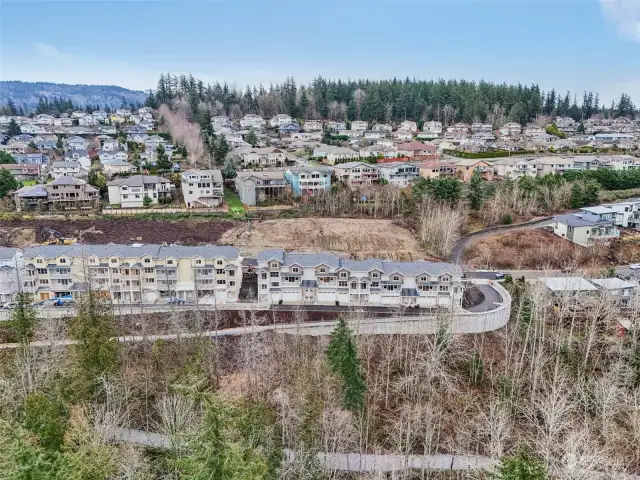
xmin=279 ymin=123 xmax=300 ymax=135
xmin=12 ymin=153 xmax=49 ymax=165
xmin=284 ymin=166 xmax=332 ymax=197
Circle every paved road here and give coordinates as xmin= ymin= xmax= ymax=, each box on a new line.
xmin=451 ymin=217 xmax=554 ymax=265
xmin=465 ymin=267 xmax=640 ymax=281
xmin=465 ymin=283 xmax=503 ymax=312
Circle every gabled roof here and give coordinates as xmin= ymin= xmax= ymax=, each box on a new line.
xmin=107 ymin=175 xmax=171 ymax=187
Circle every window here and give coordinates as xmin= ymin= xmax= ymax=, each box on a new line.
xmin=144 ymin=268 xmax=154 ymax=274
xmin=110 ymin=258 xmax=117 ymax=264
xmin=215 ymin=269 xmax=224 ymax=275
xmin=270 ymin=272 xmax=279 ymax=277
xmin=340 ymin=272 xmax=347 ymax=278
xmin=167 ymin=260 xmax=174 ymax=265
xmin=146 ymin=278 xmax=154 ymax=283
xmin=272 ymin=282 xmax=280 ymax=287
xmin=439 ymin=285 xmax=449 ymax=292
xmin=441 ymin=276 xmax=449 ymax=282
xmin=229 ymin=281 xmax=235 ymax=287
xmin=371 ymin=281 xmax=379 ymax=288
xmin=59 ymin=258 xmax=67 ymax=264
xmin=60 ymin=279 xmax=70 ymax=286
xmin=339 ymin=281 xmax=348 ymax=287
xmin=228 ymin=270 xmax=234 ymax=277
xmin=351 ymin=282 xmax=357 ymax=289
xmin=39 ymin=279 xmax=48 ymax=285
xmin=261 ymin=273 xmax=267 ymax=280
xmin=292 ymin=267 xmax=299 ymax=273
xmin=270 ymin=262 xmax=279 ymax=268
xmin=319 ymin=267 xmax=326 ymax=273
xmin=144 ymin=258 xmax=151 ymax=264
xmin=371 ymin=272 xmax=379 ymax=278
xmin=261 ymin=284 xmax=267 ymax=290
xmin=217 ymin=279 xmax=226 ymax=285
xmin=420 ymin=276 xmax=427 ymax=282
xmin=195 ymin=259 xmax=202 ymax=265
xmin=37 ymin=268 xmax=47 ymax=275
xmin=392 ymin=275 xmax=400 ymax=282
xmin=284 ymin=276 xmax=298 ymax=283
xmin=36 ymin=259 xmax=43 ymax=264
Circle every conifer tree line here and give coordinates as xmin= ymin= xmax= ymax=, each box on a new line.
xmin=0 ymin=96 xmax=143 ymax=117
xmin=148 ymin=73 xmax=637 ymax=126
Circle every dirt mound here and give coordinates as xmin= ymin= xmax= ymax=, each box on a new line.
xmin=0 ymin=218 xmax=238 ymax=247
xmin=219 ymin=218 xmax=428 ymax=260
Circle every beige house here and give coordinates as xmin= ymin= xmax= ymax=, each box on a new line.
xmin=492 ymin=157 xmax=537 ymax=179
xmin=454 ymin=159 xmax=494 ymax=182
xmin=419 ymin=161 xmax=457 ymax=179
xmin=333 ymin=161 xmax=380 ymax=187
xmin=45 ymin=177 xmax=100 ymax=210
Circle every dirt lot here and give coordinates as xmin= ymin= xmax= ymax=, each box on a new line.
xmin=0 ymin=218 xmax=238 ymax=248
xmin=463 ymin=228 xmax=610 ymax=270
xmin=219 ymin=218 xmax=427 ymax=260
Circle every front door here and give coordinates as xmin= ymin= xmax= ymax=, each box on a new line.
xmin=39 ymin=292 xmax=51 ymax=301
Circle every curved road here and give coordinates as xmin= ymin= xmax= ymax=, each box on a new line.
xmin=451 ymin=217 xmax=553 ymax=265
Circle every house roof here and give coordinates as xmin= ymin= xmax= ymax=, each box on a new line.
xmin=235 ymin=170 xmax=285 ymax=181
xmin=334 ymin=161 xmax=378 ymax=169
xmin=181 ymin=169 xmax=223 ymax=183
xmin=107 ymin=175 xmax=171 ymax=187
xmin=52 ymin=161 xmax=80 ymax=169
xmin=287 ymin=166 xmax=331 ymax=174
xmin=539 ymin=277 xmax=599 ymax=292
xmin=553 ymin=213 xmax=613 ymax=227
xmin=589 ymin=278 xmax=636 ymax=290
xmin=14 ymin=185 xmax=47 ymax=198
xmin=23 ymin=244 xmax=238 ymax=261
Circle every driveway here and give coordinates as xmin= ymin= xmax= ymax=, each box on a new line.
xmin=464 ymin=283 xmax=503 ymax=313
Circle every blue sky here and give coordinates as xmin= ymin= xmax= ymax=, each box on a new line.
xmin=1 ymin=0 xmax=639 ymax=103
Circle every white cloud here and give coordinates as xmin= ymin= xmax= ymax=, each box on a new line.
xmin=600 ymin=0 xmax=640 ymax=42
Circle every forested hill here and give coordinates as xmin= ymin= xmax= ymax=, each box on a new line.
xmin=0 ymin=81 xmax=148 ymax=112
xmin=152 ymin=73 xmax=637 ymax=125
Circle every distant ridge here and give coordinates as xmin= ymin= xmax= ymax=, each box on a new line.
xmin=0 ymin=80 xmax=148 ymax=112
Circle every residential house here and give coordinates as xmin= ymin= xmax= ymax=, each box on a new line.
xmin=454 ymin=159 xmax=494 ymax=182
xmin=255 ymin=249 xmax=463 ymax=308
xmin=64 ymin=149 xmax=91 ymax=169
xmin=399 ymin=120 xmax=418 ymax=133
xmin=14 ymin=184 xmax=48 ymax=211
xmin=359 ymin=144 xmax=397 ymax=159
xmin=447 ymin=123 xmax=469 ymax=134
xmin=396 ymin=141 xmax=438 ymax=159
xmin=0 ymin=163 xmax=40 ymax=181
xmin=181 ymin=169 xmax=224 ymax=208
xmin=589 ymin=278 xmax=637 ymax=306
xmin=303 ymin=120 xmax=323 ymax=132
xmin=499 ymin=122 xmax=522 ymax=136
xmin=422 ymin=121 xmax=443 ymax=135
xmin=98 ymin=125 xmax=117 ymax=135
xmin=12 ymin=153 xmax=48 ymax=165
xmin=537 ymin=277 xmax=600 ymax=307
xmin=45 ymin=177 xmax=100 ymax=210
xmin=21 ymin=124 xmax=48 ymax=134
xmin=240 ymin=114 xmax=266 ymax=129
xmin=0 ymin=247 xmax=22 ymax=304
xmin=419 ymin=161 xmax=457 ymax=179
xmin=269 ymin=114 xmax=293 ymax=127
xmin=377 ymin=162 xmax=420 ymax=187
xmin=372 ymin=123 xmax=392 ymax=132
xmin=284 ymin=166 xmax=332 ymax=196
xmin=103 ymin=160 xmax=135 ymax=177
xmin=50 ymin=161 xmax=87 ymax=180
xmin=351 ymin=120 xmax=368 ymax=132
xmin=492 ymin=157 xmax=537 ymax=179
xmin=531 ymin=156 xmax=575 ymax=176
xmin=322 ymin=146 xmax=360 ymax=165
xmin=234 ymin=171 xmax=288 ymax=206
xmin=392 ymin=130 xmax=413 ymax=141
xmin=551 ymin=212 xmax=620 ymax=247
xmin=279 ymin=123 xmax=300 ymax=135
xmin=67 ymin=136 xmax=89 ymax=150
xmin=21 ymin=244 xmax=242 ymax=304
xmin=101 ymin=138 xmax=122 ymax=151
xmin=99 ymin=150 xmax=128 ymax=164
xmin=238 ymin=147 xmax=287 ymax=166
xmin=364 ymin=130 xmax=386 ymax=140
xmin=327 ymin=121 xmax=346 ymax=132
xmin=143 ymin=135 xmax=166 ymax=152
xmin=107 ymin=175 xmax=173 ymax=208
xmin=471 ymin=123 xmax=493 ymax=133
xmin=33 ymin=114 xmax=55 ymax=125
xmin=333 ymin=161 xmax=380 ymax=187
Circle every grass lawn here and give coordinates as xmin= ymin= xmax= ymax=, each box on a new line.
xmin=21 ymin=180 xmax=36 ymax=186
xmin=224 ymin=187 xmax=245 ymax=215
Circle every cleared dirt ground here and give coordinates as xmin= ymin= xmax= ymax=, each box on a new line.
xmin=0 ymin=218 xmax=238 ymax=248
xmin=220 ymin=218 xmax=428 ymax=260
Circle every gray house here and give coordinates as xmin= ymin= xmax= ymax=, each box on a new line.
xmin=234 ymin=171 xmax=288 ymax=206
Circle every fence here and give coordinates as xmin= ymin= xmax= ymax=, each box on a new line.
xmin=102 ymin=207 xmax=226 ymax=215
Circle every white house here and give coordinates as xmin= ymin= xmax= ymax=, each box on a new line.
xmin=237 ymin=147 xmax=287 ymax=166
xmin=103 ymin=159 xmax=135 ymax=177
xmin=399 ymin=120 xmax=418 ymax=133
xmin=423 ymin=121 xmax=443 ymax=134
xmin=327 ymin=121 xmax=346 ymax=132
xmin=351 ymin=120 xmax=368 ymax=132
xmin=50 ymin=161 xmax=87 ymax=179
xmin=269 ymin=114 xmax=293 ymax=127
xmin=333 ymin=161 xmax=380 ymax=188
xmin=372 ymin=123 xmax=392 ymax=132
xmin=552 ymin=212 xmax=620 ymax=247
xmin=314 ymin=146 xmax=359 ymax=165
xmin=64 ymin=149 xmax=91 ymax=169
xmin=99 ymin=150 xmax=128 ymax=163
xmin=256 ymin=249 xmax=464 ymax=309
xmin=303 ymin=120 xmax=323 ymax=132
xmin=181 ymin=169 xmax=224 ymax=208
xmin=101 ymin=138 xmax=122 ymax=152
xmin=377 ymin=162 xmax=420 ymax=187
xmin=107 ymin=175 xmax=173 ymax=208
xmin=67 ymin=136 xmax=89 ymax=150
xmin=240 ymin=114 xmax=266 ymax=129
xmin=0 ymin=247 xmax=22 ymax=304
xmin=492 ymin=158 xmax=537 ymax=179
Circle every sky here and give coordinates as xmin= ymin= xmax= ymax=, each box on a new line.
xmin=1 ymin=0 xmax=639 ymax=104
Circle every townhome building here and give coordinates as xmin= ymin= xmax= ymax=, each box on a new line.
xmin=333 ymin=161 xmax=380 ymax=188
xmin=0 ymin=247 xmax=22 ymax=305
xmin=284 ymin=166 xmax=332 ymax=197
xmin=21 ymin=244 xmax=241 ymax=304
xmin=351 ymin=120 xmax=368 ymax=132
xmin=269 ymin=114 xmax=293 ymax=127
xmin=256 ymin=249 xmax=463 ymax=308
xmin=234 ymin=171 xmax=288 ymax=206
xmin=0 ymin=163 xmax=40 ymax=182
xmin=364 ymin=130 xmax=386 ymax=140
xmin=447 ymin=123 xmax=469 ymax=134
xmin=377 ymin=162 xmax=420 ymax=187
xmin=471 ymin=123 xmax=493 ymax=133
xmin=595 ymin=200 xmax=640 ymax=229
xmin=181 ymin=169 xmax=224 ymax=208
xmin=303 ymin=120 xmax=323 ymax=132
xmin=552 ymin=212 xmax=620 ymax=247
xmin=14 ymin=185 xmax=48 ymax=211
xmin=33 ymin=114 xmax=55 ymax=125
xmin=492 ymin=157 xmax=537 ymax=179
xmin=50 ymin=161 xmax=87 ymax=180
xmin=239 ymin=114 xmax=265 ymax=129
xmin=589 ymin=278 xmax=637 ymax=306
xmin=45 ymin=177 xmax=100 ymax=210
xmin=107 ymin=175 xmax=173 ymax=208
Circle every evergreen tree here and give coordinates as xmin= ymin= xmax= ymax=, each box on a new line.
xmin=212 ymin=136 xmax=230 ymax=165
xmin=468 ymin=171 xmax=485 ymax=210
xmin=244 ymin=129 xmax=258 ymax=147
xmin=155 ymin=144 xmax=173 ymax=171
xmin=6 ymin=118 xmax=21 ymax=137
xmin=489 ymin=450 xmax=549 ymax=480
xmin=0 ymin=151 xmax=16 ymax=164
xmin=569 ymin=183 xmax=584 ymax=209
xmin=6 ymin=98 xmax=18 ymax=115
xmin=6 ymin=292 xmax=38 ymax=344
xmin=0 ymin=168 xmax=20 ymax=198
xmin=326 ymin=318 xmax=367 ymax=413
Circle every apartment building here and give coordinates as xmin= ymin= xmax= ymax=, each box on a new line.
xmin=333 ymin=161 xmax=380 ymax=187
xmin=181 ymin=169 xmax=224 ymax=208
xmin=21 ymin=244 xmax=241 ymax=304
xmin=284 ymin=166 xmax=331 ymax=197
xmin=256 ymin=249 xmax=463 ymax=308
xmin=107 ymin=175 xmax=173 ymax=208
xmin=46 ymin=177 xmax=100 ymax=210
xmin=376 ymin=162 xmax=420 ymax=187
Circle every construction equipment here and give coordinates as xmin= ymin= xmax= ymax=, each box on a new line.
xmin=40 ymin=227 xmax=77 ymax=246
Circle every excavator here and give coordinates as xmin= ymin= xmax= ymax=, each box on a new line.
xmin=40 ymin=228 xmax=77 ymax=246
